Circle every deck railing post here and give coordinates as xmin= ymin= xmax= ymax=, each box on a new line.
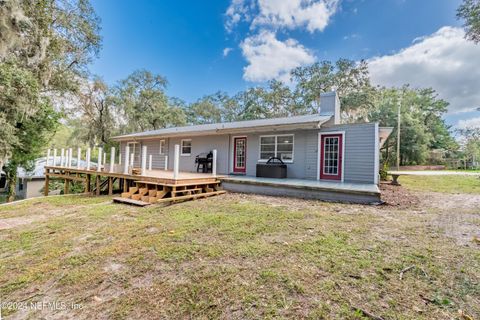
xmin=97 ymin=147 xmax=103 ymax=172
xmin=141 ymin=145 xmax=147 ymax=176
xmin=212 ymin=149 xmax=217 ymax=176
xmin=86 ymin=148 xmax=91 ymax=170
xmin=46 ymin=149 xmax=51 ymax=166
xmin=53 ymin=149 xmax=57 ymax=166
xmin=77 ymin=147 xmax=81 ymax=169
xmin=60 ymin=148 xmax=65 ymax=167
xmin=68 ymin=148 xmax=73 ymax=167
xmin=65 ymin=148 xmax=69 ymax=167
xmin=124 ymin=145 xmax=130 ymax=174
xmin=110 ymin=147 xmax=116 ymax=173
xmin=148 ymin=154 xmax=152 ymax=171
xmin=164 ymin=155 xmax=168 ymax=171
xmin=173 ymin=144 xmax=179 ymax=180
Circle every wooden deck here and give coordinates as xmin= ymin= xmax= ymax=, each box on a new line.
xmin=44 ymin=165 xmax=225 ymax=205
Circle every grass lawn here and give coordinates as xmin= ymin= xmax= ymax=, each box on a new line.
xmin=0 ymin=179 xmax=479 ymax=319
xmin=400 ymin=175 xmax=480 ymax=194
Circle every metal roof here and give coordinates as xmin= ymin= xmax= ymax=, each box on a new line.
xmin=112 ymin=113 xmax=332 ymax=141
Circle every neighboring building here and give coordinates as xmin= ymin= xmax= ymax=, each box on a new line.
xmin=112 ymin=92 xmax=392 ymax=188
xmin=16 ymin=158 xmax=51 ymax=199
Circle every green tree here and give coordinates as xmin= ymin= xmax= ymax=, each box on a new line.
xmin=187 ymin=94 xmax=223 ymax=124
xmin=115 ymin=70 xmax=186 ymax=132
xmin=5 ymin=98 xmax=60 ymax=202
xmin=0 ymin=0 xmax=101 ymax=201
xmin=69 ymin=78 xmax=117 ymax=149
xmin=369 ymin=87 xmax=457 ymax=166
xmin=291 ymin=59 xmax=375 ymax=120
xmin=457 ymin=0 xmax=480 ymax=43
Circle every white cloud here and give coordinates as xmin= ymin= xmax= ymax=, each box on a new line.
xmin=458 ymin=117 xmax=480 ymax=129
xmin=252 ymin=0 xmax=339 ymax=33
xmin=223 ymin=47 xmax=233 ymax=57
xmin=369 ymin=26 xmax=480 ymax=113
xmin=240 ymin=30 xmax=315 ymax=82
xmin=226 ymin=0 xmax=339 ymax=33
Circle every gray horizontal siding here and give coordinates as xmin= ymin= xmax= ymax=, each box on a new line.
xmin=118 ymin=122 xmax=378 ymax=184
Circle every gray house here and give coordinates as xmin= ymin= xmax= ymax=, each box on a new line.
xmin=112 ymin=92 xmax=392 ymax=203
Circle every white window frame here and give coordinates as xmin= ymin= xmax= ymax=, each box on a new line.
xmin=180 ymin=139 xmax=192 ymax=156
xmin=258 ymin=134 xmax=294 ymax=163
xmin=317 ymin=131 xmax=345 ymax=182
xmin=159 ymin=139 xmax=166 ymax=155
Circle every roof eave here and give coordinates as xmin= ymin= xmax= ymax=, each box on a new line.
xmin=112 ymin=118 xmax=330 ymax=142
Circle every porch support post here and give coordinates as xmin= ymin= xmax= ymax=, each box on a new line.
xmin=64 ymin=178 xmax=70 ymax=194
xmin=95 ymin=175 xmax=100 ymax=196
xmin=85 ymin=174 xmax=91 ymax=194
xmin=44 ymin=168 xmax=49 ymax=196
xmin=86 ymin=148 xmax=91 ymax=170
xmin=46 ymin=149 xmax=51 ymax=166
xmin=60 ymin=148 xmax=65 ymax=167
xmin=97 ymin=147 xmax=103 ymax=172
xmin=108 ymin=177 xmax=113 ymax=195
xmin=53 ymin=149 xmax=57 ymax=166
xmin=164 ymin=155 xmax=168 ymax=170
xmin=148 ymin=155 xmax=152 ymax=171
xmin=77 ymin=147 xmax=82 ymax=169
xmin=130 ymin=153 xmax=134 ymax=168
xmin=173 ymin=144 xmax=179 ymax=180
xmin=212 ymin=149 xmax=217 ymax=176
xmin=141 ymin=145 xmax=147 ymax=176
xmin=124 ymin=145 xmax=130 ymax=174
xmin=110 ymin=147 xmax=116 ymax=173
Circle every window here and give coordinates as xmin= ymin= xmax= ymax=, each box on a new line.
xmin=259 ymin=134 xmax=294 ymax=162
xmin=159 ymin=140 xmax=166 ymax=155
xmin=181 ymin=139 xmax=192 ymax=156
xmin=323 ymin=137 xmax=339 ymax=175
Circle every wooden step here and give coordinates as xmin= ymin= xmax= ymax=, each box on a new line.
xmin=141 ymin=195 xmax=150 ymax=202
xmin=121 ymin=192 xmax=131 ymax=199
xmin=132 ymin=194 xmax=142 ymax=201
xmin=148 ymin=197 xmax=158 ymax=203
xmin=113 ymin=197 xmax=151 ymax=207
xmin=129 ymin=187 xmax=138 ymax=194
xmin=148 ymin=190 xmax=157 ymax=197
xmin=139 ymin=188 xmax=149 ymax=196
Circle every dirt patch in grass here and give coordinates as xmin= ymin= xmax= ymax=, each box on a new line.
xmin=0 ymin=184 xmax=479 ymax=319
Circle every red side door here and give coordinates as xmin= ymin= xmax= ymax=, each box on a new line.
xmin=320 ymin=134 xmax=343 ymax=181
xmin=233 ymin=137 xmax=247 ymax=173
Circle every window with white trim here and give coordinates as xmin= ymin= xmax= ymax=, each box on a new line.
xmin=259 ymin=134 xmax=294 ymax=162
xmin=159 ymin=139 xmax=166 ymax=154
xmin=181 ymin=139 xmax=192 ymax=156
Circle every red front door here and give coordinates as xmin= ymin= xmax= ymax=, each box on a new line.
xmin=320 ymin=134 xmax=343 ymax=181
xmin=233 ymin=137 xmax=247 ymax=173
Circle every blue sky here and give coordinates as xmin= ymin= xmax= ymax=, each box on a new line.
xmin=90 ymin=0 xmax=480 ymax=129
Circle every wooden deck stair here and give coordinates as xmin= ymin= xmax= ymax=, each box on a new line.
xmin=114 ymin=179 xmax=226 ymax=206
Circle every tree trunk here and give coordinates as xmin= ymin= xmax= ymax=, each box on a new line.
xmin=6 ymin=168 xmax=17 ymax=203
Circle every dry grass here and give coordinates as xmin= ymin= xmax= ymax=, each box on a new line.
xmin=0 ymin=183 xmax=479 ymax=319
